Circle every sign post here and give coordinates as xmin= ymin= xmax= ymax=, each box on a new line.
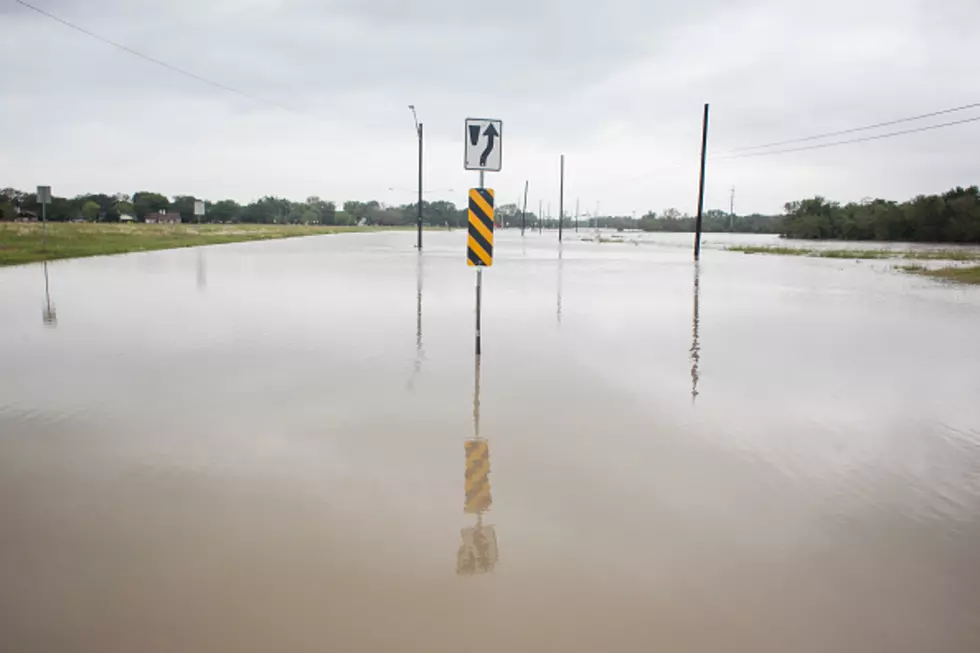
xmin=194 ymin=199 xmax=205 ymax=224
xmin=37 ymin=185 xmax=51 ymax=250
xmin=464 ymin=118 xmax=502 ymax=356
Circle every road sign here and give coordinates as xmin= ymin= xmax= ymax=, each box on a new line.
xmin=464 ymin=439 xmax=492 ymax=514
xmin=194 ymin=200 xmax=205 ymax=216
xmin=464 ymin=118 xmax=503 ymax=172
xmin=467 ymin=188 xmax=494 ymax=267
xmin=36 ymin=186 xmax=51 ymax=204
xmin=456 ymin=524 xmax=498 ymax=575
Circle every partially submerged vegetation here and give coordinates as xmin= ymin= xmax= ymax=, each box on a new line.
xmin=0 ymin=222 xmax=370 ymax=266
xmin=727 ymin=245 xmax=980 ymax=262
xmin=900 ymin=264 xmax=980 ymax=285
xmin=728 ymin=245 xmax=980 ymax=285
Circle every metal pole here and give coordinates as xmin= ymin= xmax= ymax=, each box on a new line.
xmin=694 ymin=103 xmax=710 ymax=261
xmin=42 ymin=202 xmax=47 ymax=251
xmin=538 ymin=200 xmax=543 ymax=234
xmin=729 ymin=185 xmax=735 ymax=231
xmin=575 ymin=198 xmax=579 ymax=233
xmin=558 ymin=155 xmax=565 ymax=242
xmin=417 ymin=122 xmax=424 ymax=250
xmin=521 ymin=180 xmax=528 ymax=236
xmin=475 ymin=168 xmax=486 ymax=355
xmin=475 ymin=268 xmax=483 ymax=355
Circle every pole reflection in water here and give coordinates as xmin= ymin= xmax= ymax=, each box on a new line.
xmin=196 ymin=250 xmax=207 ymax=290
xmin=556 ymin=245 xmax=563 ymax=326
xmin=407 ymin=252 xmax=425 ymax=391
xmin=690 ymin=262 xmax=701 ymax=402
xmin=42 ymin=261 xmax=57 ymax=327
xmin=457 ymin=352 xmax=499 ymax=576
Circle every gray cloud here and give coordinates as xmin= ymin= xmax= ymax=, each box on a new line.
xmin=2 ymin=0 xmax=979 ymax=215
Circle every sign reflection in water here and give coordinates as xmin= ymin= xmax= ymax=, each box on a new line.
xmin=458 ymin=352 xmax=498 ymax=576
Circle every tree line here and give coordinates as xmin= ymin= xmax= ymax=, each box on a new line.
xmin=780 ymin=186 xmax=980 ymax=242
xmin=3 ymin=184 xmax=978 ymax=242
xmin=0 ymin=187 xmax=554 ymax=228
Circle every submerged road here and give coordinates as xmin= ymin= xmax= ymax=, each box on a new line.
xmin=1 ymin=230 xmax=979 ymax=652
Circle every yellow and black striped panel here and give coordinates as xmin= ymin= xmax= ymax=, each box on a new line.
xmin=467 ymin=188 xmax=494 ymax=267
xmin=464 ymin=439 xmax=492 ymax=514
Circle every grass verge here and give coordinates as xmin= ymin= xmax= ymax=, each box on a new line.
xmin=900 ymin=264 xmax=980 ymax=284
xmin=727 ymin=245 xmax=980 ymax=262
xmin=0 ymin=222 xmax=374 ymax=266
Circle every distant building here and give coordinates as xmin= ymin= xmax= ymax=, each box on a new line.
xmin=144 ymin=211 xmax=181 ymax=224
xmin=119 ymin=214 xmax=135 ymax=222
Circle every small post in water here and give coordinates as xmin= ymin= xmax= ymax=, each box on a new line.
xmin=558 ymin=155 xmax=565 ymax=242
xmin=37 ymin=185 xmax=51 ymax=251
xmin=694 ymin=103 xmax=710 ymax=261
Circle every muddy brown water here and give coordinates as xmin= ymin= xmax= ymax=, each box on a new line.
xmin=2 ymin=231 xmax=979 ymax=652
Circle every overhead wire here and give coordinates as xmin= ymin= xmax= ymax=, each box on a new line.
xmin=14 ymin=0 xmax=300 ymax=113
xmin=716 ymin=101 xmax=980 ymax=155
xmin=714 ymin=115 xmax=980 ymax=161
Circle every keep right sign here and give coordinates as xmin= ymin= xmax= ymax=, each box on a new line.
xmin=464 ymin=118 xmax=503 ymax=172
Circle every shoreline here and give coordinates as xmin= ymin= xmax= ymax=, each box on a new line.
xmin=0 ymin=223 xmax=377 ymax=267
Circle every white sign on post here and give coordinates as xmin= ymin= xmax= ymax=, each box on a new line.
xmin=464 ymin=118 xmax=503 ymax=172
xmin=194 ymin=200 xmax=205 ymax=216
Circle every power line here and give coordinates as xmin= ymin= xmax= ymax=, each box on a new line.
xmin=718 ymin=102 xmax=980 ymax=155
xmin=714 ymin=115 xmax=980 ymax=161
xmin=14 ymin=0 xmax=299 ymax=113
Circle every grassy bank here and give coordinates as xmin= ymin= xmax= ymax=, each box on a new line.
xmin=727 ymin=245 xmax=980 ymax=262
xmin=0 ymin=222 xmax=373 ymax=266
xmin=899 ymin=264 xmax=980 ymax=284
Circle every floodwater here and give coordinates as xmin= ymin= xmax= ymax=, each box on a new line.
xmin=1 ymin=230 xmax=979 ymax=653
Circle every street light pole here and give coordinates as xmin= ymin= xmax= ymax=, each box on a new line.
xmin=409 ymin=105 xmax=423 ymax=250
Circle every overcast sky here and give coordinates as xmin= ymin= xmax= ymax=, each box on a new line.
xmin=2 ymin=0 xmax=979 ymax=215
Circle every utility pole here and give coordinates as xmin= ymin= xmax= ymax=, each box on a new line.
xmin=729 ymin=185 xmax=735 ymax=231
xmin=575 ymin=198 xmax=579 ymax=233
xmin=521 ymin=181 xmax=529 ymax=236
xmin=558 ymin=155 xmax=565 ymax=242
xmin=694 ymin=103 xmax=710 ymax=261
xmin=409 ymin=105 xmax=423 ymax=250
xmin=538 ymin=199 xmax=543 ymax=234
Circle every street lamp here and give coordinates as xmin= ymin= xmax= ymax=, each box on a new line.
xmin=409 ymin=105 xmax=423 ymax=250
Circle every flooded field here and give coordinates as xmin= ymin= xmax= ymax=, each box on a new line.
xmin=2 ymin=230 xmax=979 ymax=652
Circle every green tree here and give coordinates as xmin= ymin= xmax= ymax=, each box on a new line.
xmin=208 ymin=199 xmax=241 ymax=223
xmin=82 ymin=200 xmax=101 ymax=221
xmin=133 ymin=192 xmax=169 ymax=219
xmin=116 ymin=200 xmax=135 ymax=217
xmin=171 ymin=195 xmax=199 ymax=223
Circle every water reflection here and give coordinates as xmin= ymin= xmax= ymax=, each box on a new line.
xmin=42 ymin=261 xmax=57 ymax=327
xmin=690 ymin=262 xmax=700 ymax=402
xmin=458 ymin=353 xmax=499 ymax=575
xmin=196 ymin=250 xmax=207 ymax=290
xmin=556 ymin=246 xmax=563 ymax=326
xmin=407 ymin=253 xmax=425 ymax=391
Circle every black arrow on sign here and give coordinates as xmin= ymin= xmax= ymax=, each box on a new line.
xmin=480 ymin=123 xmax=498 ymax=166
